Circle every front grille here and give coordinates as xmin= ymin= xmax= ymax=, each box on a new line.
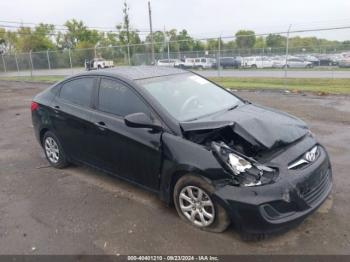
xmin=302 ymin=168 xmax=331 ymax=206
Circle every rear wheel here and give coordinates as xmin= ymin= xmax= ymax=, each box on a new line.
xmin=174 ymin=175 xmax=230 ymax=233
xmin=42 ymin=131 xmax=69 ymax=169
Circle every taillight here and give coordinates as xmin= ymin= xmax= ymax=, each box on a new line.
xmin=31 ymin=101 xmax=39 ymax=111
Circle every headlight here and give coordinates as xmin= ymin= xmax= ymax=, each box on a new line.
xmin=228 ymin=153 xmax=252 ymax=174
xmin=212 ymin=142 xmax=276 ymax=187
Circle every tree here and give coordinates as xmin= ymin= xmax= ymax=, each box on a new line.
xmin=0 ymin=28 xmax=7 ymax=53
xmin=266 ymin=34 xmax=286 ymax=48
xmin=254 ymin=37 xmax=265 ymax=49
xmin=116 ymin=1 xmax=141 ymax=50
xmin=176 ymin=29 xmax=194 ymax=51
xmin=11 ymin=24 xmax=55 ymax=52
xmin=235 ymin=30 xmax=256 ymax=48
xmin=62 ymin=19 xmax=100 ymax=49
xmin=206 ymin=38 xmax=223 ymax=51
xmin=145 ymin=31 xmax=166 ymax=53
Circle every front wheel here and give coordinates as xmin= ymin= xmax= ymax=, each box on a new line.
xmin=174 ymin=175 xmax=230 ymax=233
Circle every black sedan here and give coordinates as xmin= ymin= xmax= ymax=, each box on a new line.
xmin=31 ymin=66 xmax=332 ymax=239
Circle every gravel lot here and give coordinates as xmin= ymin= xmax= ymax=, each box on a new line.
xmin=0 ymin=80 xmax=349 ymax=255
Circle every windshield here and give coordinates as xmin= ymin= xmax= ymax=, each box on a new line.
xmin=136 ymin=73 xmax=242 ymax=121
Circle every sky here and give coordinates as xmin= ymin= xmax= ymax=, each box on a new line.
xmin=1 ymin=0 xmax=350 ymax=41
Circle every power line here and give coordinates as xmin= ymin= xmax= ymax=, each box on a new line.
xmin=0 ymin=19 xmax=161 ymax=33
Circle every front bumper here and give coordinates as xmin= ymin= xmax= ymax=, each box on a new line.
xmin=214 ymin=144 xmax=333 ymax=235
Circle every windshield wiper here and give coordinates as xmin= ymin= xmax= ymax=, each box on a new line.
xmin=227 ymin=104 xmax=239 ymax=111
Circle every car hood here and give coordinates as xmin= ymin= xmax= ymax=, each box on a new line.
xmin=180 ymin=104 xmax=309 ymax=150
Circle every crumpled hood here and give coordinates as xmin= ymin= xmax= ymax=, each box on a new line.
xmin=180 ymin=104 xmax=309 ymax=150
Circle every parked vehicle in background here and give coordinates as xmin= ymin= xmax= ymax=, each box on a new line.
xmin=338 ymin=58 xmax=350 ymax=68
xmin=215 ymin=57 xmax=241 ymax=69
xmin=295 ymin=54 xmax=320 ymax=66
xmin=174 ymin=58 xmax=195 ymax=69
xmin=85 ymin=58 xmax=114 ymax=71
xmin=243 ymin=56 xmax=274 ymax=69
xmin=156 ymin=59 xmax=181 ymax=67
xmin=273 ymin=57 xmax=313 ymax=68
xmin=314 ymin=54 xmax=337 ymax=66
xmin=194 ymin=57 xmax=216 ymax=69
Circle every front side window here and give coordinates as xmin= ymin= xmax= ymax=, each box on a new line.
xmin=60 ymin=77 xmax=95 ymax=107
xmin=98 ymin=78 xmax=150 ymax=117
xmin=137 ymin=73 xmax=242 ymax=121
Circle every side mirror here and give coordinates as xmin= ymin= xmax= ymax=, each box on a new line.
xmin=124 ymin=112 xmax=162 ymax=131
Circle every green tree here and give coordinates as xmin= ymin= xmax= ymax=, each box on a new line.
xmin=235 ymin=30 xmax=256 ymax=48
xmin=116 ymin=1 xmax=141 ymax=48
xmin=12 ymin=24 xmax=55 ymax=52
xmin=266 ymin=34 xmax=286 ymax=48
xmin=63 ymin=19 xmax=100 ymax=49
xmin=206 ymin=38 xmax=223 ymax=51
xmin=145 ymin=31 xmax=166 ymax=53
xmin=176 ymin=29 xmax=194 ymax=51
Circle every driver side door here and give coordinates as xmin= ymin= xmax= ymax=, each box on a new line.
xmin=88 ymin=77 xmax=162 ymax=191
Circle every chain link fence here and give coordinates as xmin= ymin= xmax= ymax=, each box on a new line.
xmin=1 ymin=29 xmax=350 ymax=77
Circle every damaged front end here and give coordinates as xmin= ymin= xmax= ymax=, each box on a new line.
xmin=211 ymin=141 xmax=277 ymax=187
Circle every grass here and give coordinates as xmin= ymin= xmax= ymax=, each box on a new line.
xmin=211 ymin=77 xmax=350 ymax=94
xmin=0 ymin=75 xmax=65 ymax=83
xmin=0 ymin=75 xmax=349 ymax=95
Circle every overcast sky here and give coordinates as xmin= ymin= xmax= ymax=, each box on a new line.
xmin=1 ymin=0 xmax=350 ymax=40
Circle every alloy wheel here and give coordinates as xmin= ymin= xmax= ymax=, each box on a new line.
xmin=44 ymin=137 xmax=60 ymax=164
xmin=179 ymin=186 xmax=215 ymax=227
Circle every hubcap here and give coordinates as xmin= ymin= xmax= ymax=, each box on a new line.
xmin=44 ymin=137 xmax=60 ymax=164
xmin=179 ymin=186 xmax=215 ymax=227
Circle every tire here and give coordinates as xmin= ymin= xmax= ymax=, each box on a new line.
xmin=97 ymin=65 xmax=102 ymax=70
xmin=251 ymin=64 xmax=257 ymax=69
xmin=42 ymin=131 xmax=69 ymax=169
xmin=173 ymin=175 xmax=230 ymax=233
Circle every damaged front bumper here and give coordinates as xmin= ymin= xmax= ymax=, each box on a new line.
xmin=213 ymin=145 xmax=333 ymax=234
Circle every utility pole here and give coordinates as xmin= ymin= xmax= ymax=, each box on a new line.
xmin=148 ymin=0 xmax=155 ymax=64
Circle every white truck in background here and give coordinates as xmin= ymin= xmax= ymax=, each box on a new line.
xmin=85 ymin=58 xmax=114 ymax=71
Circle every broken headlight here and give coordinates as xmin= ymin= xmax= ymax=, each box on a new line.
xmin=211 ymin=142 xmax=276 ymax=187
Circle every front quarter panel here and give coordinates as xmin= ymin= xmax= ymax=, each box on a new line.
xmin=159 ymin=132 xmax=231 ymax=203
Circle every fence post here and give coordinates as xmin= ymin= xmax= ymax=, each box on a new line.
xmin=1 ymin=54 xmax=6 ymax=72
xmin=68 ymin=48 xmax=73 ymax=74
xmin=14 ymin=52 xmax=20 ymax=75
xmin=284 ymin=24 xmax=292 ymax=88
xmin=217 ymin=36 xmax=221 ymax=77
xmin=127 ymin=44 xmax=131 ymax=65
xmin=167 ymin=40 xmax=170 ymax=60
xmin=47 ymin=50 xmax=51 ymax=70
xmin=29 ymin=51 xmax=34 ymax=77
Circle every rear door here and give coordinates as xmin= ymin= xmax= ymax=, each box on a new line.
xmin=89 ymin=77 xmax=162 ymax=190
xmin=51 ymin=76 xmax=97 ymax=162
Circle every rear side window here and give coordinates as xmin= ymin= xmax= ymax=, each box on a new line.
xmin=98 ymin=78 xmax=150 ymax=117
xmin=60 ymin=77 xmax=95 ymax=107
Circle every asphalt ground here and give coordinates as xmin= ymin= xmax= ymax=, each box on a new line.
xmin=0 ymin=80 xmax=349 ymax=254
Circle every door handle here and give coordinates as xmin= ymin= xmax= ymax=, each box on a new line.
xmin=52 ymin=105 xmax=60 ymax=113
xmin=95 ymin=121 xmax=107 ymax=130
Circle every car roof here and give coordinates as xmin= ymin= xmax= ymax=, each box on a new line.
xmin=79 ymin=66 xmax=187 ymax=81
